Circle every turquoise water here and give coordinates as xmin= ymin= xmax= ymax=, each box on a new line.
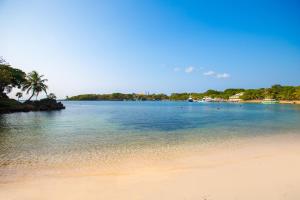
xmin=1 ymin=101 xmax=300 ymax=179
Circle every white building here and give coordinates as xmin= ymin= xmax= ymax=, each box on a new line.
xmin=228 ymin=92 xmax=244 ymax=102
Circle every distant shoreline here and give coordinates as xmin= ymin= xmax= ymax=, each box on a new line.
xmin=62 ymin=99 xmax=300 ymax=105
xmin=66 ymin=85 xmax=300 ymax=102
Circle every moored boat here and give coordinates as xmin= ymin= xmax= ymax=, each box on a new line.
xmin=197 ymin=99 xmax=207 ymax=103
xmin=202 ymin=97 xmax=213 ymax=102
xmin=187 ymin=95 xmax=194 ymax=102
xmin=262 ymin=98 xmax=279 ymax=104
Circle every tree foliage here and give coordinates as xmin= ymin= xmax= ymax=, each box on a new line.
xmin=47 ymin=93 xmax=57 ymax=100
xmin=68 ymin=93 xmax=169 ymax=101
xmin=23 ymin=71 xmax=48 ymax=100
xmin=0 ymin=60 xmax=26 ymax=99
xmin=240 ymin=85 xmax=299 ymax=100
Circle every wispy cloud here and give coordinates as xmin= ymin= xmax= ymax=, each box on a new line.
xmin=185 ymin=66 xmax=194 ymax=73
xmin=203 ymin=70 xmax=215 ymax=76
xmin=173 ymin=66 xmax=230 ymax=79
xmin=173 ymin=67 xmax=181 ymax=72
xmin=216 ymin=73 xmax=230 ymax=79
xmin=203 ymin=70 xmax=230 ymax=79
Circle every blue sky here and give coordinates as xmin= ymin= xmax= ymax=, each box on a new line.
xmin=1 ymin=0 xmax=300 ymax=98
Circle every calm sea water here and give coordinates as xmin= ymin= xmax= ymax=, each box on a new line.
xmin=1 ymin=101 xmax=300 ymax=179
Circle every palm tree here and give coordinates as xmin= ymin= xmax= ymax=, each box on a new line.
xmin=23 ymin=71 xmax=48 ymax=101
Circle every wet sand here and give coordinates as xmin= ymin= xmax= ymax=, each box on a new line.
xmin=0 ymin=134 xmax=300 ymax=200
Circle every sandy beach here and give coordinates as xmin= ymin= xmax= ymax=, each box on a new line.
xmin=0 ymin=134 xmax=300 ymax=200
xmin=2 ymin=0 xmax=300 ymax=199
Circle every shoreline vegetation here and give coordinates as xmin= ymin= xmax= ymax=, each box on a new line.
xmin=67 ymin=85 xmax=300 ymax=104
xmin=0 ymin=58 xmax=65 ymax=114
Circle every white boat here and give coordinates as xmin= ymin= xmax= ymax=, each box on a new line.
xmin=197 ymin=99 xmax=208 ymax=103
xmin=187 ymin=95 xmax=193 ymax=102
xmin=262 ymin=99 xmax=279 ymax=104
xmin=202 ymin=97 xmax=213 ymax=102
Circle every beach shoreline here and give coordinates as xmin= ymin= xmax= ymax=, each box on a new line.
xmin=241 ymin=100 xmax=300 ymax=104
xmin=1 ymin=133 xmax=300 ymax=200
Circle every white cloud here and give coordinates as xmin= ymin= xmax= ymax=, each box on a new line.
xmin=173 ymin=67 xmax=180 ymax=72
xmin=203 ymin=70 xmax=215 ymax=76
xmin=185 ymin=66 xmax=194 ymax=73
xmin=216 ymin=73 xmax=230 ymax=79
xmin=203 ymin=70 xmax=230 ymax=79
xmin=172 ymin=66 xmax=230 ymax=79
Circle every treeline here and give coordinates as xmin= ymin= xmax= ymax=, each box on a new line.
xmin=67 ymin=93 xmax=169 ymax=101
xmin=0 ymin=58 xmax=54 ymax=100
xmin=68 ymin=85 xmax=300 ymax=101
xmin=0 ymin=58 xmax=64 ymax=113
xmin=241 ymin=85 xmax=300 ymax=100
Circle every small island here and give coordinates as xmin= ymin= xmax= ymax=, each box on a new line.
xmin=0 ymin=59 xmax=65 ymax=114
xmin=67 ymin=85 xmax=300 ymax=104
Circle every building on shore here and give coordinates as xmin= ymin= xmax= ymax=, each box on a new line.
xmin=228 ymin=92 xmax=244 ymax=102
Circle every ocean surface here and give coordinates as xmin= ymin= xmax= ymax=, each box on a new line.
xmin=1 ymin=101 xmax=300 ymax=180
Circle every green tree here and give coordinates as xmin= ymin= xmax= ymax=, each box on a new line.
xmin=170 ymin=93 xmax=189 ymax=101
xmin=278 ymin=86 xmax=295 ymax=100
xmin=23 ymin=71 xmax=48 ymax=101
xmin=204 ymin=90 xmax=222 ymax=98
xmin=264 ymin=88 xmax=274 ymax=99
xmin=240 ymin=89 xmax=264 ymax=100
xmin=0 ymin=59 xmax=26 ymax=99
xmin=47 ymin=93 xmax=56 ymax=100
xmin=294 ymin=86 xmax=300 ymax=100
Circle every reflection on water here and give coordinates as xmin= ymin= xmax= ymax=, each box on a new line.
xmin=0 ymin=101 xmax=300 ymax=180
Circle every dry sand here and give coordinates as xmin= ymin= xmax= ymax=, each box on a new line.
xmin=0 ymin=134 xmax=300 ymax=200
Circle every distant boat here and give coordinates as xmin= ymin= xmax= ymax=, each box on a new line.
xmin=202 ymin=97 xmax=213 ymax=102
xmin=262 ymin=99 xmax=279 ymax=104
xmin=187 ymin=95 xmax=194 ymax=102
xmin=197 ymin=99 xmax=208 ymax=103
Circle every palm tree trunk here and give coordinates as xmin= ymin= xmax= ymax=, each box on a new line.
xmin=28 ymin=92 xmax=35 ymax=101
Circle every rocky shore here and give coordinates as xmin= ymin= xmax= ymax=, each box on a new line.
xmin=0 ymin=98 xmax=65 ymax=114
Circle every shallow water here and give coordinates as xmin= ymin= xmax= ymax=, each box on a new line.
xmin=1 ymin=101 xmax=300 ymax=180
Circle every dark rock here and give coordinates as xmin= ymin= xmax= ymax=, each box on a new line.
xmin=0 ymin=98 xmax=65 ymax=114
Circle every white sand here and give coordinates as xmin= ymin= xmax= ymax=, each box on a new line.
xmin=1 ymin=134 xmax=300 ymax=200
